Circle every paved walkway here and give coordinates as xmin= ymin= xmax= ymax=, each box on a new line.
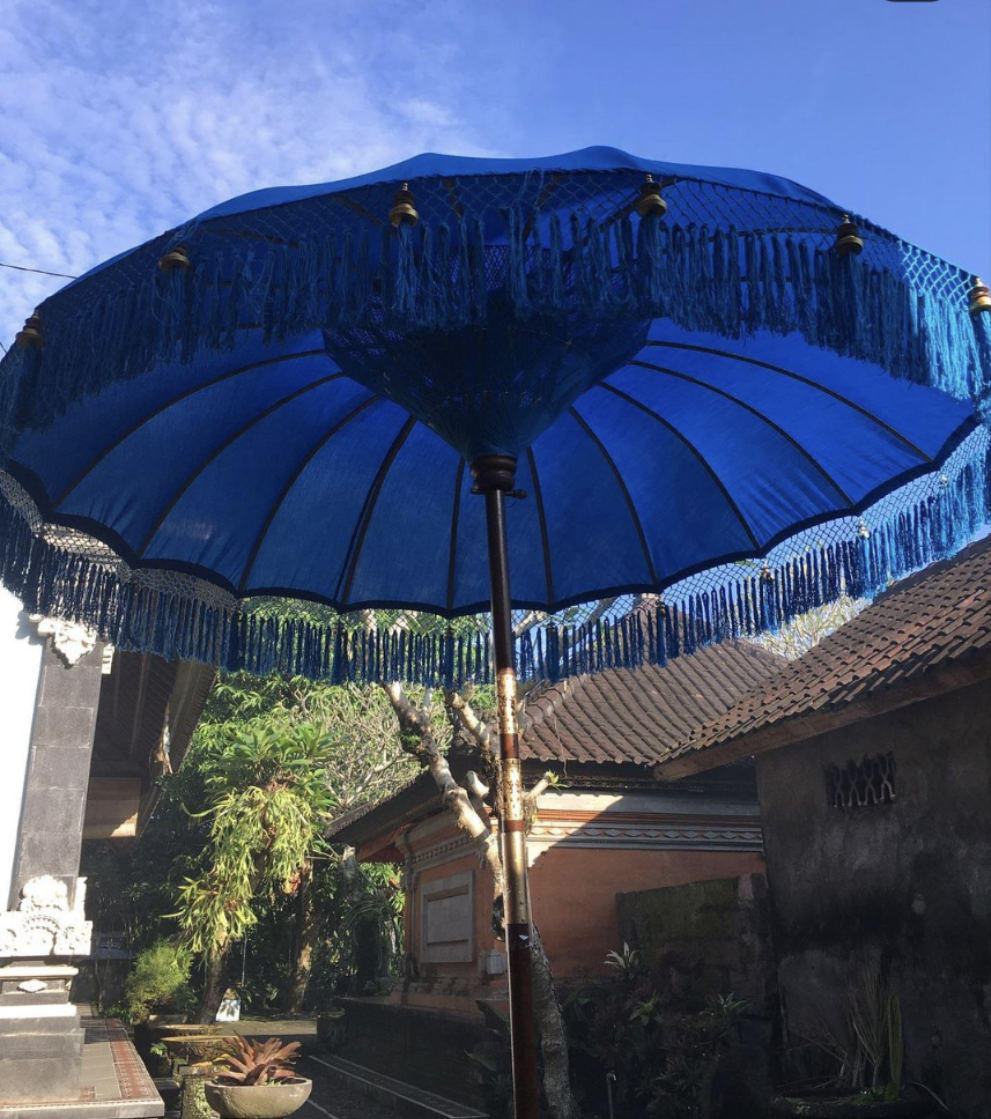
xmin=295 ymin=1053 xmax=487 ymax=1119
xmin=0 ymin=1018 xmax=162 ymax=1119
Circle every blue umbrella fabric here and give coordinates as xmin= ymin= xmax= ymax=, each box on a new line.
xmin=0 ymin=147 xmax=988 ymax=685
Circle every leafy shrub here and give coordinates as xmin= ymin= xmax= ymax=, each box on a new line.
xmin=121 ymin=940 xmax=196 ymax=1024
xmin=563 ymin=944 xmax=748 ymax=1119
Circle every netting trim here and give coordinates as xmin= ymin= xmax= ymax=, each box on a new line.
xmin=2 ymin=425 xmax=987 ymax=686
xmin=3 ymin=167 xmax=988 ymax=446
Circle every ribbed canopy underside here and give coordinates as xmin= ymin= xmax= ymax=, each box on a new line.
xmin=7 ymin=322 xmax=974 ymax=618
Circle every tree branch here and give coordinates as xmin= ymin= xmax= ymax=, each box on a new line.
xmin=382 ymin=683 xmax=502 ymax=892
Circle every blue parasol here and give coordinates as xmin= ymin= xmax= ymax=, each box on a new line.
xmin=1 ymin=147 xmax=989 ymax=1117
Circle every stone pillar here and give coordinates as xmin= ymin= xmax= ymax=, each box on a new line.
xmin=0 ymin=878 xmax=93 ymax=1099
xmin=0 ymin=613 xmax=102 ymax=1103
xmin=0 ymin=587 xmax=46 ymax=910
xmin=8 ymin=623 xmax=105 ymax=909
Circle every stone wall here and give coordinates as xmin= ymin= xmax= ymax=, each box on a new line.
xmin=616 ymin=872 xmax=777 ymax=1115
xmin=756 ymin=682 xmax=991 ymax=1119
xmin=617 ymin=872 xmax=774 ymax=1010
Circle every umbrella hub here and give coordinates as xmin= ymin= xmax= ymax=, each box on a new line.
xmin=323 ymin=304 xmax=649 ymax=460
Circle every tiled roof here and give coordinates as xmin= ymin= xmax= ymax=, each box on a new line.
xmin=521 ymin=640 xmax=785 ymax=766
xmin=658 ymin=536 xmax=991 ymax=777
xmin=327 ymin=640 xmax=783 ymax=848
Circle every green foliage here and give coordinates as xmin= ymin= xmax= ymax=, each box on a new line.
xmin=564 ymin=947 xmax=748 ymax=1119
xmin=564 ymin=945 xmax=664 ymax=1116
xmin=802 ymin=964 xmax=905 ymax=1100
xmin=114 ymin=672 xmax=420 ymax=1015
xmin=120 ymin=940 xmax=196 ymax=1024
xmin=175 ymin=721 xmax=340 ymax=957
xmin=160 ymin=674 xmax=416 ymax=959
xmin=650 ymin=994 xmax=750 ymax=1119
xmin=302 ymin=856 xmax=404 ymax=1003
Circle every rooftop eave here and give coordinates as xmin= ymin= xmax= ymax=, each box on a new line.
xmin=655 ymin=651 xmax=991 ymax=781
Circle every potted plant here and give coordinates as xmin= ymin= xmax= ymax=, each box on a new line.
xmin=771 ymin=966 xmax=934 ymax=1118
xmin=205 ymin=1035 xmax=312 ymax=1119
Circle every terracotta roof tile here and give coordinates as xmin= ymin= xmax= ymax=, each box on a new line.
xmin=661 ymin=536 xmax=991 ymax=771
xmin=521 ymin=640 xmax=785 ymax=766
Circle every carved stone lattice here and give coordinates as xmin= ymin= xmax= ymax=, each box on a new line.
xmin=826 ymin=753 xmax=896 ymax=808
xmin=0 ymin=877 xmax=93 ymax=958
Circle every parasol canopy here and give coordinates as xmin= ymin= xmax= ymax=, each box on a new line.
xmin=0 ymin=148 xmax=987 ymax=686
xmin=2 ymin=146 xmax=989 ymax=1119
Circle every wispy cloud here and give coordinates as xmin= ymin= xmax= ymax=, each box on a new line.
xmin=0 ymin=0 xmax=508 ymax=340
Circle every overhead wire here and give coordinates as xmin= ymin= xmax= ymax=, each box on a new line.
xmin=1 ymin=260 xmax=80 ymax=353
xmin=0 ymin=260 xmax=79 ymax=280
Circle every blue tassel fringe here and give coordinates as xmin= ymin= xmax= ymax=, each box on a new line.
xmin=1 ymin=429 xmax=986 ymax=689
xmin=2 ymin=211 xmax=987 ymax=444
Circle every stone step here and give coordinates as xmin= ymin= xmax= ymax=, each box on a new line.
xmin=305 ymin=1054 xmax=488 ymax=1119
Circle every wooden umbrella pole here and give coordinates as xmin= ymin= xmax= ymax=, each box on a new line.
xmin=471 ymin=454 xmax=539 ymax=1119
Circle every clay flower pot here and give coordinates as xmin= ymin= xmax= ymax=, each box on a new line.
xmin=204 ymin=1077 xmax=312 ymax=1119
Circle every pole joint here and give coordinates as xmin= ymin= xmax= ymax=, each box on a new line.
xmin=470 ymin=454 xmax=518 ymax=494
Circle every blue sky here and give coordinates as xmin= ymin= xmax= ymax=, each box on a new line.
xmin=1 ymin=0 xmax=988 ymax=344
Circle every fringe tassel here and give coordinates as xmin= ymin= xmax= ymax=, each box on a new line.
xmin=8 ymin=431 xmax=984 ymax=689
xmin=5 ymin=211 xmax=986 ymax=442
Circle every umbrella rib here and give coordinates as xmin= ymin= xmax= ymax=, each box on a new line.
xmin=445 ymin=459 xmax=466 ymax=614
xmin=644 ymin=340 xmax=933 ymax=463
xmin=596 ymin=383 xmax=762 ymax=551
xmin=525 ymin=447 xmax=557 ymax=607
xmin=631 ymin=359 xmax=856 ymax=506
xmin=236 ymin=395 xmax=385 ymax=595
xmin=336 ymin=415 xmax=418 ymax=609
xmin=52 ymin=350 xmax=330 ymax=506
xmin=566 ymin=406 xmax=660 ymax=586
xmin=134 ymin=373 xmax=350 ymax=558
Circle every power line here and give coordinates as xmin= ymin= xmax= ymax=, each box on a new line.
xmin=0 ymin=260 xmax=78 ymax=280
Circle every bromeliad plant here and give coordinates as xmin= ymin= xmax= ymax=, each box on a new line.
xmin=213 ymin=1035 xmax=303 ymax=1086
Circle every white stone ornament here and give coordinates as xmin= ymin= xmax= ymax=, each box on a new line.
xmin=0 ymin=877 xmax=93 ymax=959
xmin=27 ymin=615 xmax=102 ymax=666
xmin=18 ymin=876 xmax=69 ymax=911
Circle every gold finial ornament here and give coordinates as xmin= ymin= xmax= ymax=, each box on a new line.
xmin=15 ymin=311 xmax=43 ymax=349
xmin=635 ymin=174 xmax=667 ymax=219
xmin=158 ymin=245 xmax=191 ymax=273
xmin=389 ymin=183 xmax=419 ymax=227
xmin=968 ymin=278 xmax=991 ymax=315
xmin=834 ymin=215 xmax=864 ymax=258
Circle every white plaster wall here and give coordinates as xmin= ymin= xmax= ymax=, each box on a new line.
xmin=0 ymin=586 xmax=45 ymax=909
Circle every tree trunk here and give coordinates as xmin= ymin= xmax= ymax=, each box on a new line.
xmin=531 ymin=924 xmax=578 ymax=1119
xmin=196 ymin=952 xmax=227 ymax=1024
xmin=383 ymin=681 xmax=579 ymax=1119
xmin=282 ymin=875 xmax=316 ymax=1014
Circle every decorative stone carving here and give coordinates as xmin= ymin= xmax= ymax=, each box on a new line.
xmin=0 ymin=877 xmax=93 ymax=959
xmin=26 ymin=615 xmax=112 ymax=667
xmin=18 ymin=875 xmax=69 ymax=912
xmin=17 ymin=979 xmax=47 ymax=993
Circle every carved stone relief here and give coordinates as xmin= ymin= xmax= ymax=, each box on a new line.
xmin=0 ymin=876 xmax=93 ymax=958
xmin=26 ymin=615 xmax=112 ymax=668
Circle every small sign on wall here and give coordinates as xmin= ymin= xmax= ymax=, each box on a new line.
xmin=420 ymin=870 xmax=474 ymax=963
